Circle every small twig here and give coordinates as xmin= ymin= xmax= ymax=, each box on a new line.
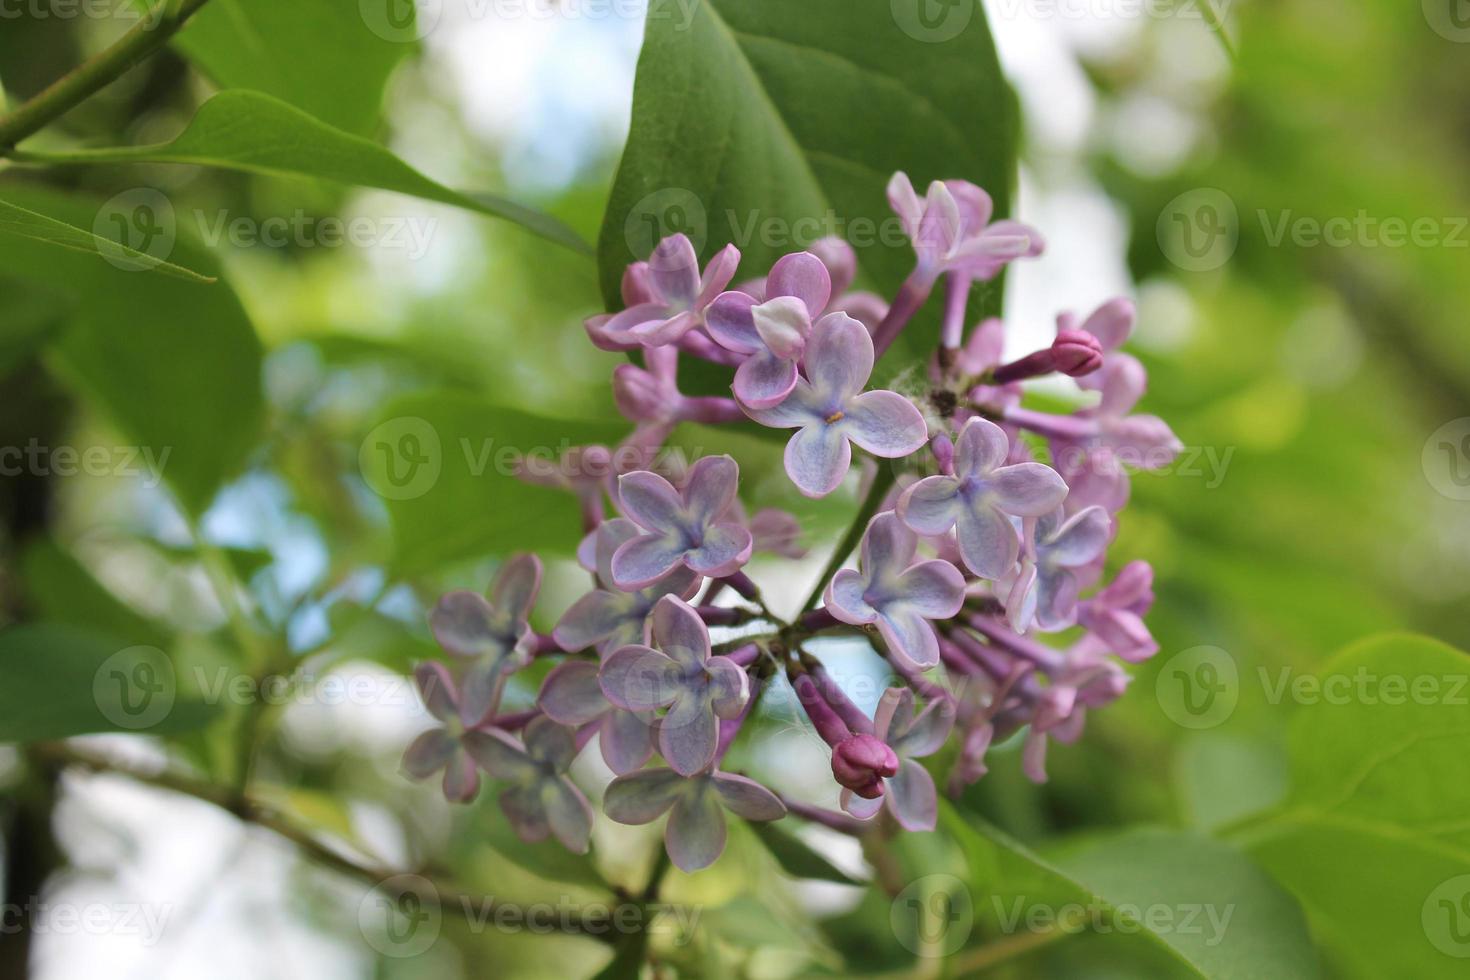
xmin=800 ymin=466 xmax=897 ymax=613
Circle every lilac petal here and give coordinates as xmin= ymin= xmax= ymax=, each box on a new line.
xmin=666 ymin=789 xmax=727 ymax=872
xmin=832 ymin=291 xmax=887 ymax=332
xmin=682 ymin=455 xmax=740 ymax=527
xmin=1035 ymin=566 xmax=1081 ymax=632
xmin=841 ymin=788 xmax=885 ymax=820
xmin=523 ymin=716 xmax=578 ymax=771
xmin=617 ymin=470 xmax=684 ymax=531
xmin=893 ymin=559 xmax=966 ymax=619
xmin=1006 ymin=561 xmax=1039 ymax=633
xmin=893 ymin=700 xmax=955 ymax=759
xmin=742 ymin=379 xmax=823 ymax=430
xmin=751 ymin=296 xmax=811 ymax=360
xmin=611 ymin=532 xmax=686 ymax=590
xmin=553 ymin=590 xmax=631 ymax=653
xmin=660 ymin=694 xmax=719 ymax=776
xmin=442 ymin=752 xmax=480 ymax=803
xmin=711 ymin=772 xmax=787 ymax=821
xmin=602 ymin=302 xmax=674 ymax=338
xmin=784 ymin=423 xmax=852 ymax=498
xmin=650 ymin=595 xmax=711 ymax=669
xmin=413 ymin=662 xmax=459 ymax=723
xmin=538 ymin=661 xmax=608 ymax=725
xmin=459 ymin=656 xmax=508 ymax=726
xmin=492 ymin=554 xmax=541 ymax=622
xmin=696 ymin=244 xmax=741 ymax=308
xmin=949 ymin=232 xmax=1033 ymax=277
xmin=804 ymin=313 xmax=872 ymax=402
xmin=603 ymin=767 xmax=688 ymax=824
xmin=544 ymin=778 xmax=595 ymax=853
xmin=873 ymin=687 xmax=913 ymax=743
xmin=649 ymin=234 xmax=700 ymax=306
xmin=627 ymin=309 xmax=696 ymax=348
xmin=686 ymin=524 xmax=753 ymax=579
xmin=887 ymin=172 xmax=924 ymax=238
xmin=876 ymin=606 xmax=942 ymax=671
xmin=767 ymin=251 xmax=832 ymax=313
xmin=915 ymin=181 xmax=960 ymax=260
xmin=946 ymin=180 xmax=994 ymax=231
xmin=861 ymin=512 xmax=917 ymax=583
xmin=886 ymin=759 xmax=938 ymax=831
xmin=704 ymin=291 xmax=760 ymax=353
xmin=1046 ymin=506 xmax=1111 ymax=567
xmin=809 ymin=237 xmax=856 ymax=295
xmin=991 ymin=462 xmax=1069 ymax=518
xmin=499 ymin=783 xmax=550 ymax=842
xmin=429 ymin=591 xmax=502 ymax=659
xmin=1105 ymin=414 xmax=1182 ymax=464
xmin=1096 ymin=353 xmax=1147 ymax=416
xmin=954 ymin=504 xmax=1020 ymax=580
xmin=953 ymin=417 xmax=1010 ymax=477
xmin=1081 ymin=298 xmax=1135 ymax=351
xmin=898 ymin=476 xmax=962 ymax=536
xmin=826 ymin=568 xmax=878 ymax=625
xmin=462 ymin=728 xmax=537 ymax=782
xmin=749 ymin=508 xmax=805 ymax=558
xmin=600 ymin=708 xmax=657 ymax=774
xmin=403 ymin=729 xmax=456 ymax=779
xmin=842 ymin=390 xmax=928 ymax=458
xmin=704 ymin=657 xmax=751 ymax=719
xmin=733 ymin=350 xmax=799 ymax=409
xmin=600 ymin=646 xmax=683 ymax=711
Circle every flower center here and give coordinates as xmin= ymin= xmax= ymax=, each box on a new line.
xmin=824 ymin=410 xmax=845 ymax=425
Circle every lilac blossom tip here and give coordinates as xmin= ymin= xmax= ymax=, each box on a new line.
xmin=831 ymin=734 xmax=900 ymax=798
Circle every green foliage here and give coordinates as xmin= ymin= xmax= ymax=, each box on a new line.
xmin=747 ymin=820 xmax=861 ymax=885
xmin=0 ymin=197 xmax=214 ymax=282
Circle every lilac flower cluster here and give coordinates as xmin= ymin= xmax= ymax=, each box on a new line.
xmin=402 ymin=173 xmax=1180 ymax=872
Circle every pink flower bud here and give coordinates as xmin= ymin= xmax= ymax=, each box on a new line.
xmin=1050 ymin=329 xmax=1104 ymax=377
xmin=831 ymin=734 xmax=899 ymax=798
xmin=612 ymin=364 xmax=674 ymax=423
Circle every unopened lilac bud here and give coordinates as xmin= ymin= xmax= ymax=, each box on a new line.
xmin=831 ymin=734 xmax=899 ymax=798
xmin=612 ymin=364 xmax=674 ymax=423
xmin=1050 ymin=329 xmax=1104 ymax=377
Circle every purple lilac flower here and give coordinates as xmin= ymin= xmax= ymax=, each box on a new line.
xmin=428 ymin=554 xmax=541 ymax=725
xmin=745 ymin=312 xmax=928 ymax=498
xmin=1060 ymin=297 xmax=1135 ymax=363
xmin=611 ymin=455 xmax=753 ymax=589
xmin=1005 ymin=506 xmax=1112 ymax=633
xmin=705 ymin=252 xmax=832 ymax=408
xmin=612 ymin=346 xmax=745 ymax=426
xmin=1077 ymin=560 xmax=1158 ymax=662
xmin=887 ymin=173 xmax=1041 ymax=286
xmin=462 ymin=716 xmax=595 ymax=853
xmin=536 ymin=660 xmax=656 ymax=775
xmin=1020 ymin=635 xmax=1130 ymax=783
xmin=603 ymin=767 xmax=785 ymax=872
xmin=401 ymin=662 xmax=483 ymax=803
xmin=587 ymin=235 xmax=739 ymax=350
xmin=824 ymin=512 xmax=966 ymax=671
xmin=555 ymin=518 xmax=701 ymax=656
xmin=898 ymin=417 xmax=1069 ymax=580
xmin=599 ymin=595 xmax=750 ymax=776
xmin=840 ymin=687 xmax=953 ymax=830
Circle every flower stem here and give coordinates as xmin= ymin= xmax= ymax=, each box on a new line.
xmin=800 ymin=465 xmax=896 ymax=613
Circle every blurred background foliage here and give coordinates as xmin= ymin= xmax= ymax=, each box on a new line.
xmin=0 ymin=0 xmax=1467 ymax=976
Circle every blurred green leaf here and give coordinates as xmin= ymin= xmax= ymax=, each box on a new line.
xmin=599 ymin=0 xmax=1017 ymax=374
xmin=24 ymin=91 xmax=594 ymax=255
xmin=0 ymin=624 xmax=217 ymax=740
xmin=748 ymin=820 xmax=862 ymax=885
xmin=20 ymin=537 xmax=171 ymax=650
xmin=0 ymin=280 xmax=66 ymax=373
xmin=0 ymin=184 xmax=262 ymax=515
xmin=1232 ymin=633 xmax=1470 ymax=979
xmin=1173 ymin=734 xmax=1287 ymax=834
xmin=0 ymin=197 xmax=214 ymax=282
xmin=173 ymin=0 xmax=411 ymax=135
xmin=364 ymin=389 xmax=628 ymax=573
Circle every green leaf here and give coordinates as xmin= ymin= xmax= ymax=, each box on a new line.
xmin=0 ymin=280 xmax=66 ymax=373
xmin=0 ymin=184 xmax=262 ymax=515
xmin=0 ymin=197 xmax=214 ymax=282
xmin=941 ymin=806 xmax=1320 ymax=978
xmin=22 ymin=91 xmax=593 ymax=256
xmin=478 ymin=801 xmax=607 ymax=891
xmin=0 ymin=624 xmax=217 ymax=741
xmin=1230 ymin=634 xmax=1470 ymax=979
xmin=362 ymin=390 xmax=628 ymax=574
xmin=749 ymin=820 xmax=862 ymax=885
xmin=20 ymin=537 xmax=171 ymax=650
xmin=598 ymin=0 xmax=1017 ymax=369
xmin=172 ymin=0 xmax=411 ymax=135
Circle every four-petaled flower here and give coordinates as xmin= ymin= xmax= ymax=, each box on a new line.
xmin=537 ymin=659 xmax=657 ymax=775
xmin=603 ymin=767 xmax=786 ymax=872
xmin=599 ymin=596 xmax=750 ymax=775
xmin=1078 ymin=560 xmax=1157 ymax=662
xmin=840 ymin=688 xmax=953 ymax=830
xmin=825 ymin=512 xmax=966 ymax=670
xmin=555 ymin=518 xmax=701 ymax=656
xmin=706 ymin=251 xmax=831 ymax=408
xmin=462 ymin=716 xmax=595 ymax=853
xmin=898 ymin=417 xmax=1069 ymax=579
xmin=887 ymin=173 xmax=1041 ymax=284
xmin=589 ymin=235 xmax=739 ymax=349
xmin=745 ymin=312 xmax=928 ymax=498
xmin=1006 ymin=506 xmax=1112 ymax=632
xmin=611 ymin=455 xmax=753 ymax=589
xmin=429 ymin=553 xmax=541 ymax=725
xmin=401 ymin=662 xmax=483 ymax=803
